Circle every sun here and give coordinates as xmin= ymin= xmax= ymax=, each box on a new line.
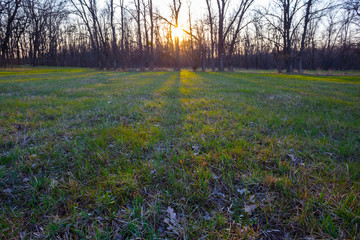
xmin=172 ymin=26 xmax=184 ymax=41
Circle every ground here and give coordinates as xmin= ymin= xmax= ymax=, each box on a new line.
xmin=0 ymin=67 xmax=359 ymax=239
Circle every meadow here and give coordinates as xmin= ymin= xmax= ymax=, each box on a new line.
xmin=0 ymin=67 xmax=359 ymax=239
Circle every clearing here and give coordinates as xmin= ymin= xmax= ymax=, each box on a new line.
xmin=1 ymin=67 xmax=359 ymax=239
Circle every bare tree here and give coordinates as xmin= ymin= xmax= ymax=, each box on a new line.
xmin=119 ymin=0 xmax=126 ymax=69
xmin=298 ymin=0 xmax=331 ymax=72
xmin=205 ymin=0 xmax=216 ymax=71
xmin=257 ymin=0 xmax=307 ymax=73
xmin=25 ymin=0 xmax=51 ymax=66
xmin=216 ymin=0 xmax=225 ymax=71
xmin=171 ymin=0 xmax=181 ymax=71
xmin=215 ymin=0 xmax=253 ymax=71
xmin=227 ymin=0 xmax=254 ymax=71
xmin=46 ymin=0 xmax=68 ymax=66
xmin=298 ymin=0 xmax=313 ymax=73
xmin=344 ymin=0 xmax=360 ymax=17
xmin=148 ymin=0 xmax=154 ymax=70
xmin=11 ymin=8 xmax=28 ymax=65
xmin=155 ymin=0 xmax=182 ymax=71
xmin=142 ymin=0 xmax=150 ymax=68
xmin=187 ymin=2 xmax=194 ymax=68
xmin=0 ymin=0 xmax=21 ymax=66
xmin=0 ymin=0 xmax=359 ymax=71
xmin=321 ymin=11 xmax=340 ymax=70
xmin=134 ymin=0 xmax=144 ymax=71
xmin=70 ymin=0 xmax=104 ymax=68
xmin=109 ymin=0 xmax=117 ymax=69
xmin=344 ymin=0 xmax=360 ymax=34
xmin=195 ymin=21 xmax=207 ymax=72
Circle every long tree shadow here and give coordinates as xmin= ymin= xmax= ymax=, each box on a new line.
xmin=144 ymin=71 xmax=185 ymax=161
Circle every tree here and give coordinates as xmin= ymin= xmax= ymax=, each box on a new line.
xmin=205 ymin=0 xmax=216 ymax=71
xmin=215 ymin=0 xmax=254 ymax=71
xmin=25 ymin=0 xmax=53 ymax=66
xmin=298 ymin=0 xmax=313 ymax=73
xmin=70 ymin=0 xmax=105 ymax=68
xmin=109 ymin=0 xmax=117 ymax=69
xmin=155 ymin=0 xmax=182 ymax=71
xmin=0 ymin=0 xmax=21 ymax=66
xmin=257 ymin=0 xmax=307 ymax=73
xmin=227 ymin=0 xmax=254 ymax=71
xmin=344 ymin=0 xmax=360 ymax=17
xmin=298 ymin=0 xmax=331 ymax=72
xmin=171 ymin=0 xmax=182 ymax=71
xmin=0 ymin=0 xmax=359 ymax=71
xmin=134 ymin=0 xmax=144 ymax=71
xmin=119 ymin=0 xmax=126 ymax=69
xmin=148 ymin=0 xmax=154 ymax=70
xmin=46 ymin=0 xmax=68 ymax=66
xmin=11 ymin=7 xmax=28 ymax=65
xmin=344 ymin=0 xmax=360 ymax=35
xmin=187 ymin=2 xmax=194 ymax=68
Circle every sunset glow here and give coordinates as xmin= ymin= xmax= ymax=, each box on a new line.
xmin=1 ymin=0 xmax=360 ymax=238
xmin=172 ymin=26 xmax=184 ymax=41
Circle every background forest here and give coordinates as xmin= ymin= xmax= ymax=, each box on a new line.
xmin=1 ymin=1 xmax=360 ymax=239
xmin=0 ymin=0 xmax=360 ymax=72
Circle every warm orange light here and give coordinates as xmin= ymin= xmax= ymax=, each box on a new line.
xmin=172 ymin=26 xmax=183 ymax=41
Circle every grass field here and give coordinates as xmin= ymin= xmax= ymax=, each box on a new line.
xmin=1 ymin=67 xmax=359 ymax=239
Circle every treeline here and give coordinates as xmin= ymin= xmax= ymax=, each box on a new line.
xmin=0 ymin=0 xmax=359 ymax=72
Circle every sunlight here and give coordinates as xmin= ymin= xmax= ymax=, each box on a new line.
xmin=172 ymin=26 xmax=184 ymax=41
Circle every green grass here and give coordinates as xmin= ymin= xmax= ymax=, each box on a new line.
xmin=1 ymin=67 xmax=359 ymax=239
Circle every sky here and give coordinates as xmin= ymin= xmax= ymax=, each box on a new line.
xmin=97 ymin=0 xmax=272 ymax=29
xmin=150 ymin=0 xmax=271 ymax=28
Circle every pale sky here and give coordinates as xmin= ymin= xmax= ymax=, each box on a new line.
xmin=97 ymin=0 xmax=271 ymax=29
xmin=151 ymin=0 xmax=271 ymax=28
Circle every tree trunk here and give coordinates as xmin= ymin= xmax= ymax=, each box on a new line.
xmin=298 ymin=0 xmax=312 ymax=73
xmin=120 ymin=0 xmax=125 ymax=70
xmin=226 ymin=0 xmax=254 ymax=72
xmin=202 ymin=44 xmax=206 ymax=72
xmin=149 ymin=0 xmax=154 ymax=70
xmin=172 ymin=0 xmax=181 ymax=71
xmin=110 ymin=0 xmax=117 ymax=69
xmin=0 ymin=0 xmax=21 ymax=67
xmin=217 ymin=0 xmax=225 ymax=72
xmin=175 ymin=36 xmax=180 ymax=71
xmin=134 ymin=0 xmax=144 ymax=71
xmin=205 ymin=0 xmax=215 ymax=71
xmin=143 ymin=0 xmax=150 ymax=68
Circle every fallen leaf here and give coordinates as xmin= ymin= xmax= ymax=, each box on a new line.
xmin=3 ymin=188 xmax=13 ymax=194
xmin=237 ymin=188 xmax=248 ymax=195
xmin=244 ymin=204 xmax=257 ymax=215
xmin=249 ymin=194 xmax=256 ymax=203
xmin=288 ymin=154 xmax=296 ymax=162
xmin=212 ymin=174 xmax=219 ymax=179
xmin=167 ymin=206 xmax=176 ymax=221
xmin=203 ymin=211 xmax=211 ymax=221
